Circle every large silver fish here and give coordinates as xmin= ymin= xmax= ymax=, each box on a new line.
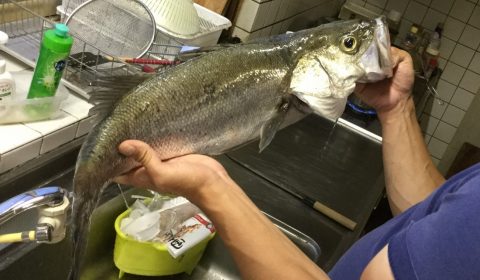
xmin=69 ymin=17 xmax=392 ymax=278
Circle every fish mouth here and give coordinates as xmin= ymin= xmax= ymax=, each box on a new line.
xmin=358 ymin=16 xmax=393 ymax=82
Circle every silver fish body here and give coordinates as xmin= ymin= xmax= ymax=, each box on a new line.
xmin=69 ymin=18 xmax=392 ymax=279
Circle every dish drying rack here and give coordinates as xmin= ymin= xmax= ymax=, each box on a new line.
xmin=0 ymin=0 xmax=228 ymax=99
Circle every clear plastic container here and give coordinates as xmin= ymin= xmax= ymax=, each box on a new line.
xmin=0 ymin=71 xmax=68 ymax=124
xmin=403 ymin=25 xmax=420 ymax=51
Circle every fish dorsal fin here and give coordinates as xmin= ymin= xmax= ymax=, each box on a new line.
xmin=290 ymin=53 xmax=349 ymax=120
xmin=178 ymin=44 xmax=238 ymax=61
xmin=88 ymin=74 xmax=153 ymax=120
xmin=259 ymin=99 xmax=291 ymax=152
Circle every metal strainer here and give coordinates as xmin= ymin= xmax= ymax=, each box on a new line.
xmin=65 ymin=0 xmax=156 ymax=58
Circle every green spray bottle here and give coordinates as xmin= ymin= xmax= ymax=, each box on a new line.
xmin=27 ymin=24 xmax=73 ymax=99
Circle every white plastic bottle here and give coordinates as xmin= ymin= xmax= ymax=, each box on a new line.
xmin=0 ymin=31 xmax=15 ymax=115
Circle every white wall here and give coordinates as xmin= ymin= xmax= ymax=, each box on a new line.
xmin=231 ymin=0 xmax=343 ymax=41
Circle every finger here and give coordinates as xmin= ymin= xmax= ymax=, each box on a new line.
xmin=354 ymin=83 xmax=367 ymax=95
xmin=113 ymin=175 xmax=131 ymax=185
xmin=389 ymin=47 xmax=402 ymax=69
xmin=118 ymin=140 xmax=166 ymax=182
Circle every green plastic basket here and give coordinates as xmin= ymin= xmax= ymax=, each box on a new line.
xmin=113 ymin=208 xmax=215 ymax=278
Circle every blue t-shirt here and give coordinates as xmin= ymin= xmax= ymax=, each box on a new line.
xmin=329 ymin=163 xmax=480 ymax=280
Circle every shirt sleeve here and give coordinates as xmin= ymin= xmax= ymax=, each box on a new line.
xmin=388 ymin=178 xmax=480 ymax=280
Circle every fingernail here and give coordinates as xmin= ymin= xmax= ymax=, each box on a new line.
xmin=121 ymin=144 xmax=135 ymax=156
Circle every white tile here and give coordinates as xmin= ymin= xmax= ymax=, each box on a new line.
xmin=424 ymin=133 xmax=432 ymax=144
xmin=284 ymin=0 xmax=303 ymax=18
xmin=280 ymin=17 xmax=294 ymax=33
xmin=422 ymin=8 xmax=447 ymax=31
xmin=234 ymin=0 xmax=260 ymax=31
xmin=450 ymin=0 xmax=475 ymax=22
xmin=431 ymin=156 xmax=441 ymax=166
xmin=430 ymin=0 xmax=455 ymax=13
xmin=404 ymin=1 xmax=428 ymax=24
xmin=270 ymin=22 xmax=284 ymax=35
xmin=24 ymin=111 xmax=78 ymax=136
xmin=439 ymin=37 xmax=456 ymax=59
xmin=0 ymin=139 xmax=41 ymax=173
xmin=76 ymin=116 xmax=96 ymax=138
xmin=420 ymin=114 xmax=440 ymax=135
xmin=0 ymin=124 xmax=41 ymax=154
xmin=60 ymin=94 xmax=93 ymax=120
xmin=275 ymin=0 xmax=289 ymax=22
xmin=451 ymin=87 xmax=476 ymax=110
xmin=231 ymin=27 xmax=251 ymax=42
xmin=428 ymin=137 xmax=448 ymax=158
xmin=443 ymin=17 xmax=466 ymax=41
xmin=442 ymin=104 xmax=466 ymax=126
xmin=459 ymin=25 xmax=480 ymax=50
xmin=468 ymin=51 xmax=480 ymax=73
xmin=386 ymin=0 xmax=409 ymax=14
xmin=40 ymin=123 xmax=77 ymax=154
xmin=3 ymin=52 xmax=30 ymax=72
xmin=468 ymin=5 xmax=480 ymax=29
xmin=365 ymin=3 xmax=384 ymax=14
xmin=253 ymin=1 xmax=274 ymax=30
xmin=436 ymin=79 xmax=457 ymax=102
xmin=441 ymin=61 xmax=466 ymax=85
xmin=449 ymin=44 xmax=476 ymax=67
xmin=416 ymin=0 xmax=433 ymax=6
xmin=424 ymin=95 xmax=448 ymax=118
xmin=267 ymin=0 xmax=282 ymax=25
xmin=397 ymin=19 xmax=414 ymax=45
xmin=366 ymin=0 xmax=386 ymax=9
xmin=348 ymin=0 xmax=366 ymax=6
xmin=438 ymin=57 xmax=448 ymax=69
xmin=433 ymin=121 xmax=457 ymax=143
xmin=459 ymin=70 xmax=480 ymax=92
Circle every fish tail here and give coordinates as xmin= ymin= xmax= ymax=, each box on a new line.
xmin=68 ymin=161 xmax=106 ymax=280
xmin=68 ymin=126 xmax=108 ymax=280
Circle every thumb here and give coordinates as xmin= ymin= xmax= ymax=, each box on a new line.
xmin=118 ymin=140 xmax=164 ymax=179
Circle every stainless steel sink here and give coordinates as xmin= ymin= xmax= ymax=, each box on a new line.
xmin=0 ymin=171 xmax=320 ymax=280
xmin=0 ymin=114 xmax=384 ymax=279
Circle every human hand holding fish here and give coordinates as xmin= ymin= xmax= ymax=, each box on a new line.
xmin=113 ymin=140 xmax=232 ymax=203
xmin=354 ymin=47 xmax=414 ymax=120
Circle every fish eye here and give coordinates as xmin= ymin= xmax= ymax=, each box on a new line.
xmin=340 ymin=36 xmax=358 ymax=54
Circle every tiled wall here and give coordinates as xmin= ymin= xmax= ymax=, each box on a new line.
xmin=231 ymin=0 xmax=343 ymax=41
xmin=338 ymin=0 xmax=480 ymax=170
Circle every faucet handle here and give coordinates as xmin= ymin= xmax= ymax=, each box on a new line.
xmin=0 ymin=186 xmax=66 ymax=226
xmin=38 ymin=195 xmax=70 ymax=243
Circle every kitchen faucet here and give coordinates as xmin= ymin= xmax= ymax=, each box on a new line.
xmin=0 ymin=186 xmax=70 ymax=243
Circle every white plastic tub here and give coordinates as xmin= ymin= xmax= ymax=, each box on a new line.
xmin=0 ymin=71 xmax=68 ymax=124
xmin=59 ymin=1 xmax=232 ymax=47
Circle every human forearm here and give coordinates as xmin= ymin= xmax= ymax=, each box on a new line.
xmin=378 ymin=97 xmax=445 ymax=215
xmin=188 ymin=178 xmax=329 ymax=280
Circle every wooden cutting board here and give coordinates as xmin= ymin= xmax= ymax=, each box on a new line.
xmin=194 ymin=0 xmax=229 ymax=14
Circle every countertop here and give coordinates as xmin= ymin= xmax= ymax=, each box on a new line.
xmin=0 ymin=52 xmax=94 ymax=174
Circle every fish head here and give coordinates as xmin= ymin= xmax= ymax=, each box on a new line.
xmin=291 ymin=17 xmax=393 ymax=119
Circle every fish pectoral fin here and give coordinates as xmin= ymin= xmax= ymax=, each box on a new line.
xmin=259 ymin=100 xmax=290 ymax=153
